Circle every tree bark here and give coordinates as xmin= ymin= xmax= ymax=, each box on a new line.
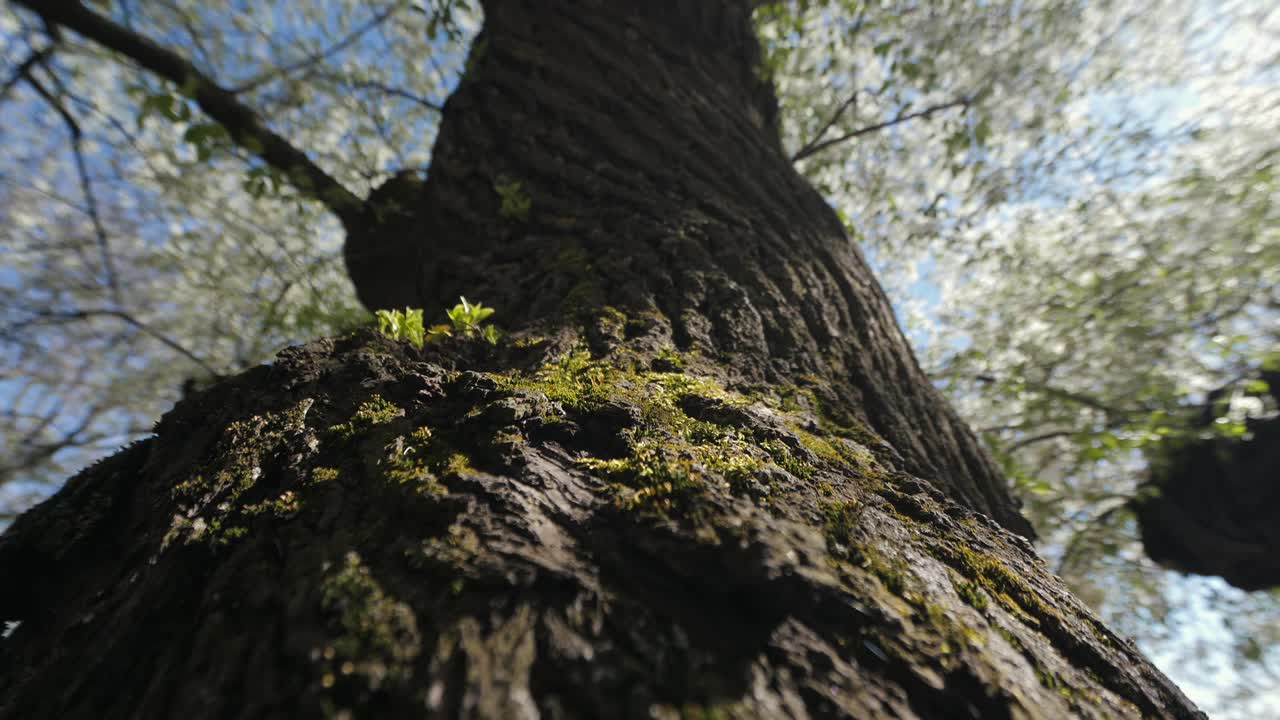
xmin=1134 ymin=369 xmax=1280 ymax=591
xmin=1 ymin=1 xmax=1204 ymax=718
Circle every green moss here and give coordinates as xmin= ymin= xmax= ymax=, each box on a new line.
xmin=934 ymin=543 xmax=1056 ymax=623
xmin=381 ymin=426 xmax=470 ymax=497
xmin=820 ymin=499 xmax=862 ymax=552
xmin=494 ymin=175 xmax=531 ymax=221
xmin=510 ymin=334 xmax=548 ymax=348
xmin=167 ymin=398 xmax=315 ymax=547
xmin=495 ymin=347 xmax=614 ymax=412
xmin=309 ymin=466 xmax=341 ymax=484
xmin=758 ymin=438 xmax=815 ymax=479
xmin=492 ymin=429 xmax=524 ymax=447
xmin=581 ymin=443 xmax=708 ymax=514
xmin=655 ymin=344 xmax=686 ymax=370
xmin=329 ymin=395 xmax=404 ymax=440
xmin=758 ymin=382 xmax=884 ymax=451
xmin=494 ymin=347 xmax=782 ymax=516
xmin=994 ymin=626 xmax=1023 ymax=651
xmin=820 ymin=500 xmax=918 ymax=595
xmin=319 ymin=552 xmax=421 ymax=691
xmin=918 ymin=601 xmax=984 ymax=656
xmin=955 ymin=578 xmax=990 ymax=612
xmin=994 ymin=625 xmax=1076 ymax=700
xmin=493 ymin=346 xmax=741 ymax=419
xmin=563 ymin=278 xmax=607 ymax=311
xmin=243 ymin=490 xmax=301 ymax=519
xmin=415 ymin=523 xmax=482 ymax=575
xmin=555 ymin=245 xmax=591 ymax=272
xmin=1035 ymin=665 xmax=1071 ymax=697
xmin=793 ymin=424 xmax=883 ymax=480
xmin=765 ymin=384 xmax=817 ymax=413
xmin=860 ymin=546 xmax=908 ymax=595
xmin=596 ymin=306 xmax=628 ymax=341
xmin=580 ymin=432 xmax=766 ymax=514
xmin=816 ymin=413 xmax=883 ymax=448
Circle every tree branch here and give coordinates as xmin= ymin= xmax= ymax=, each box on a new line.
xmin=18 ymin=0 xmax=365 ymax=227
xmin=1 ymin=41 xmax=58 ymax=102
xmin=14 ymin=308 xmax=220 ymax=376
xmin=791 ymin=90 xmax=859 ymax=164
xmin=17 ymin=54 xmax=125 ymax=305
xmin=342 ymin=78 xmax=444 ymax=113
xmin=973 ymin=374 xmax=1145 ymax=418
xmin=1003 ymin=429 xmax=1078 ymax=453
xmin=791 ymin=96 xmax=971 ymax=163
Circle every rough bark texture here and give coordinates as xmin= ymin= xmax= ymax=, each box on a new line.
xmin=346 ymin=0 xmax=1029 ymax=536
xmin=2 ymin=0 xmax=1205 ymax=718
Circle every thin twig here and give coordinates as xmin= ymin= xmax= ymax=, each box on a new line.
xmin=344 ymin=78 xmax=445 ymax=112
xmin=791 ymin=90 xmax=859 ymax=162
xmin=792 ymin=96 xmax=971 ymax=163
xmin=1 ymin=41 xmax=58 ymax=101
xmin=228 ymin=4 xmax=402 ymax=94
xmin=18 ymin=308 xmax=220 ymax=376
xmin=18 ymin=63 xmax=125 ymax=305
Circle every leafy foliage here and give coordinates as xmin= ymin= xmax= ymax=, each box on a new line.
xmin=374 ymin=308 xmax=426 ymax=349
xmin=428 ymin=297 xmax=500 ymax=345
xmin=375 ymin=298 xmax=501 ymax=347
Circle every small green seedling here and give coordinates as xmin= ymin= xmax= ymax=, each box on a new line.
xmin=375 ymin=307 xmax=426 ymax=348
xmin=427 ymin=297 xmax=502 ymax=345
xmin=377 ymin=299 xmax=501 ymax=347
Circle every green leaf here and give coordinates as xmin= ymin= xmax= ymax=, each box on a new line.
xmin=1243 ymin=379 xmax=1270 ymax=395
xmin=374 ymin=308 xmax=424 ymax=349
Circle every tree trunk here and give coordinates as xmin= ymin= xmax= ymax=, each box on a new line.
xmin=1 ymin=1 xmax=1204 ymax=718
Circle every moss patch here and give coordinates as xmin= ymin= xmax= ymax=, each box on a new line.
xmin=380 ymin=426 xmax=474 ymax=497
xmin=309 ymin=466 xmax=341 ymax=485
xmin=791 ymin=424 xmax=883 ymax=481
xmin=819 ymin=500 xmax=863 ymax=554
xmin=490 ymin=347 xmax=787 ymax=516
xmin=917 ymin=601 xmax=985 ymax=657
xmin=954 ymin=578 xmax=990 ymax=612
xmin=932 ymin=542 xmax=1057 ymax=624
xmin=166 ymin=398 xmax=315 ymax=547
xmin=318 ymin=552 xmax=421 ymax=693
xmin=328 ymin=395 xmax=404 ymax=440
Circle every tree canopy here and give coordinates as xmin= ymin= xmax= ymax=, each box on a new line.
xmin=1 ymin=0 xmax=1276 ymax=715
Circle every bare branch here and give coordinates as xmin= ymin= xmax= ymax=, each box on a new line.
xmin=13 ymin=308 xmax=221 ymax=376
xmin=1004 ymin=429 xmax=1077 ymax=453
xmin=1 ymin=41 xmax=58 ymax=102
xmin=342 ymin=78 xmax=444 ymax=113
xmin=17 ymin=0 xmax=365 ymax=227
xmin=791 ymin=91 xmax=859 ymax=163
xmin=17 ymin=57 xmax=125 ymax=305
xmin=791 ymin=96 xmax=972 ymax=163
